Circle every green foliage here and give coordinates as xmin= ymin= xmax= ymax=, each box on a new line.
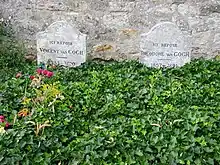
xmin=0 ymin=20 xmax=28 ymax=81
xmin=0 ymin=59 xmax=220 ymax=165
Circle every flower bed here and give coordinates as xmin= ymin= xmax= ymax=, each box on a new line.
xmin=0 ymin=60 xmax=220 ymax=165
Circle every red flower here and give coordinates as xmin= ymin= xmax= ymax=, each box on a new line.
xmin=42 ymin=70 xmax=49 ymax=76
xmin=0 ymin=115 xmax=5 ymax=123
xmin=46 ymin=71 xmax=53 ymax=78
xmin=30 ymin=75 xmax=35 ymax=80
xmin=0 ymin=116 xmax=11 ymax=129
xmin=5 ymin=122 xmax=10 ymax=129
xmin=36 ymin=68 xmax=43 ymax=75
xmin=16 ymin=73 xmax=22 ymax=78
xmin=36 ymin=69 xmax=53 ymax=78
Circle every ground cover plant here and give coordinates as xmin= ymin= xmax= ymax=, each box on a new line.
xmin=0 ymin=18 xmax=220 ymax=165
xmin=0 ymin=19 xmax=27 ymax=82
xmin=0 ymin=58 xmax=220 ymax=165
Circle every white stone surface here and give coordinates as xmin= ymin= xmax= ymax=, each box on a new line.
xmin=36 ymin=21 xmax=86 ymax=67
xmin=140 ymin=22 xmax=191 ymax=68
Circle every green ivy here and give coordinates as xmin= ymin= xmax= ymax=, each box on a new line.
xmin=0 ymin=59 xmax=220 ymax=165
xmin=0 ymin=20 xmax=29 ymax=82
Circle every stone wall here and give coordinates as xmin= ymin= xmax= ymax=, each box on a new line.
xmin=1 ymin=0 xmax=220 ymax=60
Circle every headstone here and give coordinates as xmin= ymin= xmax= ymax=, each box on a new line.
xmin=140 ymin=22 xmax=191 ymax=68
xmin=36 ymin=21 xmax=86 ymax=67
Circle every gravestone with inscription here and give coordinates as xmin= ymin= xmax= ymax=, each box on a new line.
xmin=36 ymin=21 xmax=86 ymax=67
xmin=140 ymin=22 xmax=191 ymax=68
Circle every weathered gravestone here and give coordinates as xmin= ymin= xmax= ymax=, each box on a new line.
xmin=36 ymin=21 xmax=86 ymax=67
xmin=140 ymin=22 xmax=191 ymax=68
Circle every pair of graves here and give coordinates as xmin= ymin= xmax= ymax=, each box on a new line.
xmin=37 ymin=21 xmax=191 ymax=68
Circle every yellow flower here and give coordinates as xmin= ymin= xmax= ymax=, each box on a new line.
xmin=22 ymin=97 xmax=31 ymax=105
xmin=30 ymin=75 xmax=42 ymax=88
xmin=38 ymin=83 xmax=61 ymax=100
xmin=0 ymin=127 xmax=6 ymax=134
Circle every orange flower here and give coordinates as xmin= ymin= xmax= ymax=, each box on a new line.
xmin=18 ymin=109 xmax=29 ymax=117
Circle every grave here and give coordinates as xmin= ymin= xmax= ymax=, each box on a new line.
xmin=36 ymin=21 xmax=86 ymax=67
xmin=140 ymin=22 xmax=191 ymax=68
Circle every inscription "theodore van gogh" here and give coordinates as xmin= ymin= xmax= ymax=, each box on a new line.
xmin=142 ymin=51 xmax=190 ymax=57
